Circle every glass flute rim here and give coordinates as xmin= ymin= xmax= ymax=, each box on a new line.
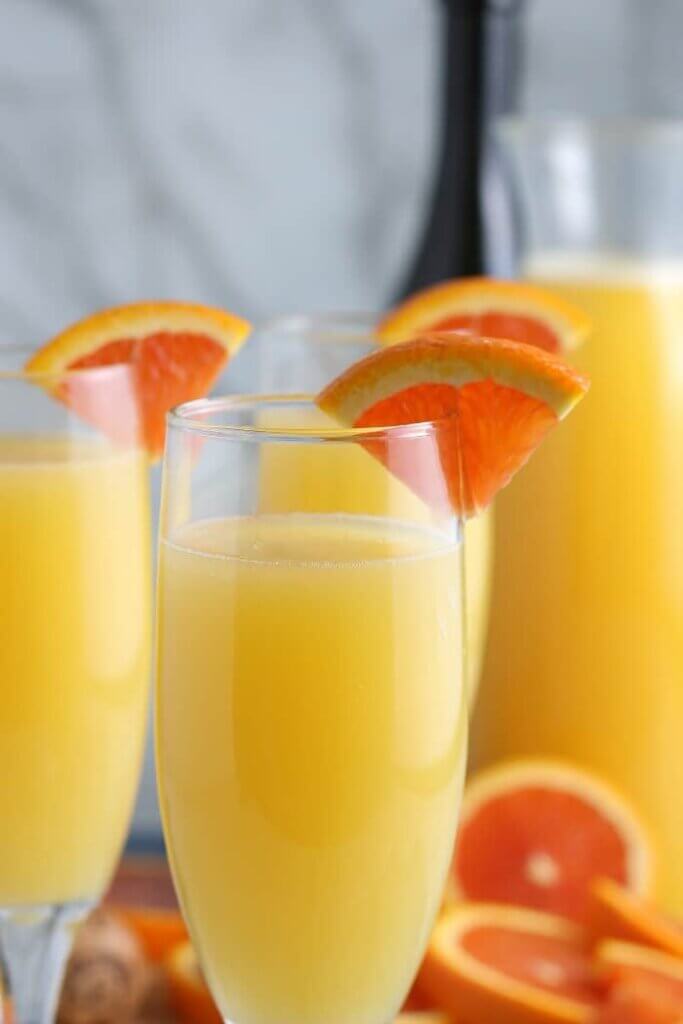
xmin=0 ymin=343 xmax=135 ymax=385
xmin=496 ymin=114 xmax=683 ymax=146
xmin=168 ymin=393 xmax=451 ymax=446
xmin=254 ymin=311 xmax=380 ymax=345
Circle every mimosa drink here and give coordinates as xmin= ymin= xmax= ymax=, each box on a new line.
xmin=157 ymin=514 xmax=466 ymax=1024
xmin=0 ymin=437 xmax=151 ymax=906
xmin=475 ymin=256 xmax=683 ymax=909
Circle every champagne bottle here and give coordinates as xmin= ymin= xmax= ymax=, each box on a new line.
xmin=395 ymin=0 xmax=524 ymax=298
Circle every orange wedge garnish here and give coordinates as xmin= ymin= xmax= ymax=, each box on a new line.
xmin=418 ymin=904 xmax=600 ymax=1024
xmin=317 ymin=333 xmax=589 ymax=516
xmin=595 ymin=941 xmax=683 ymax=1022
xmin=377 ymin=277 xmax=590 ymax=354
xmin=27 ymin=301 xmax=250 ymax=457
xmin=449 ymin=760 xmax=655 ymax=925
xmin=587 ymin=879 xmax=683 ymax=958
xmin=165 ymin=940 xmax=222 ymax=1024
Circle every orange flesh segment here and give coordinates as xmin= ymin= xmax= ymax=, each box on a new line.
xmin=68 ymin=331 xmax=227 ymax=456
xmin=69 ymin=337 xmax=136 ymax=366
xmin=354 ymin=380 xmax=557 ymax=515
xmin=461 ymin=925 xmax=600 ymax=1006
xmin=432 ymin=312 xmax=560 ymax=353
xmin=454 ymin=788 xmax=630 ymax=923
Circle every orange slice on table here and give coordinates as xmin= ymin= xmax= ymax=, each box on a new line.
xmin=165 ymin=940 xmax=222 ymax=1024
xmin=27 ymin=301 xmax=251 ymax=457
xmin=417 ymin=903 xmax=600 ymax=1024
xmin=117 ymin=908 xmax=188 ymax=963
xmin=595 ymin=941 xmax=683 ymax=1022
xmin=587 ymin=879 xmax=683 ymax=958
xmin=398 ymin=980 xmax=454 ymax=1024
xmin=596 ymin=982 xmax=683 ymax=1024
xmin=396 ymin=1012 xmax=453 ymax=1024
xmin=377 ymin=277 xmax=590 ymax=354
xmin=401 ymin=979 xmax=436 ymax=1013
xmin=317 ymin=333 xmax=589 ymax=516
xmin=449 ymin=760 xmax=655 ymax=925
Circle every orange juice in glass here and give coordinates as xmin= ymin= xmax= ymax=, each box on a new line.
xmin=0 ymin=353 xmax=151 ymax=1024
xmin=0 ymin=437 xmax=150 ymax=904
xmin=476 ymin=120 xmax=683 ymax=911
xmin=245 ymin=315 xmax=493 ymax=701
xmin=156 ymin=396 xmax=467 ymax=1024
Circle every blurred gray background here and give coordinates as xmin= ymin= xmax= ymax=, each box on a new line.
xmin=1 ymin=0 xmax=681 ymax=840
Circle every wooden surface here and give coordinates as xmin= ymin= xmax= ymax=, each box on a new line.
xmin=106 ymin=857 xmax=178 ymax=909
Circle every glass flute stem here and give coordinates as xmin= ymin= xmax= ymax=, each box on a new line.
xmin=0 ymin=902 xmax=91 ymax=1024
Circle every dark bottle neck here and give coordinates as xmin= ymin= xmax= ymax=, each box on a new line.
xmin=394 ymin=0 xmax=524 ymax=299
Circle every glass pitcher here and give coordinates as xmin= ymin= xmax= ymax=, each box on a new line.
xmin=474 ymin=118 xmax=683 ymax=912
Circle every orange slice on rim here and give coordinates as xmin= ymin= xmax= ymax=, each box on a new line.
xmin=165 ymin=940 xmax=222 ymax=1024
xmin=316 ymin=333 xmax=589 ymax=516
xmin=449 ymin=760 xmax=655 ymax=925
xmin=587 ymin=879 xmax=683 ymax=958
xmin=595 ymin=942 xmax=683 ymax=1022
xmin=417 ymin=904 xmax=600 ymax=1024
xmin=377 ymin=277 xmax=590 ymax=354
xmin=27 ymin=301 xmax=250 ymax=457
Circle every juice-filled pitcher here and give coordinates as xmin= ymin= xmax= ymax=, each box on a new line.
xmin=474 ymin=119 xmax=683 ymax=911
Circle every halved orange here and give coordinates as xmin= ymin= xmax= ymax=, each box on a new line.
xmin=27 ymin=301 xmax=251 ymax=457
xmin=449 ymin=760 xmax=655 ymax=925
xmin=317 ymin=333 xmax=589 ymax=516
xmin=418 ymin=904 xmax=600 ymax=1024
xmin=587 ymin=879 xmax=683 ymax=958
xmin=165 ymin=940 xmax=222 ymax=1024
xmin=377 ymin=278 xmax=591 ymax=354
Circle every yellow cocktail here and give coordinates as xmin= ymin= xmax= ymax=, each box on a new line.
xmin=0 ymin=305 xmax=245 ymax=1024
xmin=475 ymin=255 xmax=683 ymax=909
xmin=157 ymin=513 xmax=466 ymax=1024
xmin=157 ymin=395 xmax=467 ymax=1024
xmin=0 ymin=435 xmax=151 ymax=906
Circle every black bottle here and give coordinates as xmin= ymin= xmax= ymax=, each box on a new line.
xmin=395 ymin=0 xmax=525 ymax=299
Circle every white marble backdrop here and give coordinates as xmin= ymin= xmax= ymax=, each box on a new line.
xmin=1 ymin=0 xmax=682 ymax=840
